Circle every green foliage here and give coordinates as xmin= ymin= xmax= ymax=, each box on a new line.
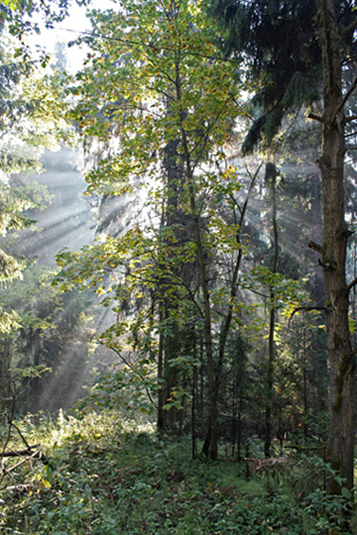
xmin=0 ymin=28 xmax=76 ymax=338
xmin=301 ymin=458 xmax=354 ymax=534
xmin=54 ymin=0 xmax=256 ymax=446
xmin=210 ymin=0 xmax=325 ymax=153
xmin=68 ymin=0 xmax=242 ymax=194
xmin=0 ymin=263 xmax=97 ymax=413
xmin=0 ymin=16 xmax=83 ymax=409
xmin=1 ymin=410 xmax=354 ymax=534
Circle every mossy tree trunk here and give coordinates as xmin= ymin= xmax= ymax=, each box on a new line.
xmin=316 ymin=0 xmax=355 ymax=492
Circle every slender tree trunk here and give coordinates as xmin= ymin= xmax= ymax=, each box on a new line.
xmin=174 ymin=61 xmax=218 ymax=460
xmin=188 ymin=179 xmax=218 ymax=459
xmin=215 ymin=167 xmax=259 ymax=394
xmin=231 ymin=376 xmax=236 ymax=458
xmin=192 ymin=337 xmax=197 ymax=459
xmin=265 ymin=164 xmax=279 ymax=458
xmin=316 ymin=0 xmax=355 ymax=493
xmin=0 ymin=340 xmax=12 ymax=412
xmin=302 ymin=327 xmax=309 ymax=441
xmin=157 ymin=306 xmax=165 ymax=433
xmin=31 ymin=328 xmax=41 ymax=413
xmin=237 ymin=387 xmax=243 ymax=462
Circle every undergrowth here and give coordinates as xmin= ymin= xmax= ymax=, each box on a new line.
xmin=0 ymin=410 xmax=355 ymax=534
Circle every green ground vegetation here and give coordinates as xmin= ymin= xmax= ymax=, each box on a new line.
xmin=0 ymin=409 xmax=356 ymax=535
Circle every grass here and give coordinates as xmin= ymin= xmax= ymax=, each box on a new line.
xmin=0 ymin=410 xmax=355 ymax=534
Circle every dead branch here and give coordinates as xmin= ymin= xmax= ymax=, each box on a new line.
xmin=347 ymin=276 xmax=357 ymax=293
xmin=244 ymin=456 xmax=288 ymax=474
xmin=337 ymin=74 xmax=357 ymax=116
xmin=2 ymin=444 xmax=40 ymax=457
xmin=308 ymin=240 xmax=322 ymax=254
xmin=290 ymin=306 xmax=326 ymax=319
xmin=308 ymin=112 xmax=323 ymax=123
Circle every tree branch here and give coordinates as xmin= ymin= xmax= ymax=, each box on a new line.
xmin=345 ymin=130 xmax=357 ymax=138
xmin=308 ymin=112 xmax=323 ymax=123
xmin=308 ymin=240 xmax=322 ymax=253
xmin=341 ymin=17 xmax=357 ymax=37
xmin=345 ymin=115 xmax=357 ymax=124
xmin=347 ymin=276 xmax=357 ymax=293
xmin=1 ymin=445 xmax=40 ymax=457
xmin=337 ymin=74 xmax=357 ymax=116
xmin=290 ymin=306 xmax=326 ymax=318
xmin=6 ymin=415 xmax=30 ymax=450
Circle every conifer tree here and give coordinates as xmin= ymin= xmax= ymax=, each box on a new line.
xmin=211 ymin=0 xmax=357 ymax=492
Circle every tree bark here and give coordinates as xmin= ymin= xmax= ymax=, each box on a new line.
xmin=31 ymin=328 xmax=41 ymax=414
xmin=316 ymin=0 xmax=355 ymax=492
xmin=175 ymin=60 xmax=218 ymax=460
xmin=264 ymin=163 xmax=279 ymax=459
xmin=157 ymin=305 xmax=165 ymax=433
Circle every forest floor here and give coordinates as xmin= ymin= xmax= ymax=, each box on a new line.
xmin=0 ymin=410 xmax=356 ymax=534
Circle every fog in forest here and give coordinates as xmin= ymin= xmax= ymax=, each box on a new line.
xmin=1 ymin=0 xmax=357 ymax=490
xmin=3 ymin=2 xmax=357 ymax=533
xmin=1 ymin=147 xmax=118 ymax=413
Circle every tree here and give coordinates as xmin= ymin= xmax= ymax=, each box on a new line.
xmin=315 ymin=0 xmax=356 ymax=494
xmin=211 ymin=0 xmax=357 ymax=492
xmin=0 ymin=20 xmax=84 ymax=411
xmin=54 ymin=0 xmax=264 ymax=459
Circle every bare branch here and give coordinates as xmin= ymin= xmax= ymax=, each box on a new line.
xmin=308 ymin=112 xmax=323 ymax=123
xmin=318 ymin=258 xmax=337 ymax=269
xmin=345 ymin=115 xmax=357 ymax=124
xmin=1 ymin=445 xmax=40 ymax=458
xmin=347 ymin=276 xmax=357 ymax=293
xmin=345 ymin=130 xmax=357 ymax=138
xmin=5 ymin=415 xmax=30 ymax=450
xmin=290 ymin=306 xmax=326 ymax=318
xmin=337 ymin=74 xmax=357 ymax=116
xmin=341 ymin=17 xmax=357 ymax=37
xmin=308 ymin=240 xmax=322 ymax=253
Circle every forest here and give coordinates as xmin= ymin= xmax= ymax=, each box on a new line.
xmin=1 ymin=0 xmax=357 ymax=533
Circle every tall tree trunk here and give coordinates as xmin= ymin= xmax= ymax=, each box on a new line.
xmin=264 ymin=163 xmax=279 ymax=458
xmin=174 ymin=60 xmax=218 ymax=460
xmin=215 ymin=167 xmax=259 ymax=393
xmin=192 ymin=337 xmax=197 ymax=459
xmin=157 ymin=123 xmax=184 ymax=432
xmin=311 ymin=172 xmax=325 ymax=307
xmin=188 ymin=177 xmax=218 ymax=459
xmin=316 ymin=0 xmax=355 ymax=493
